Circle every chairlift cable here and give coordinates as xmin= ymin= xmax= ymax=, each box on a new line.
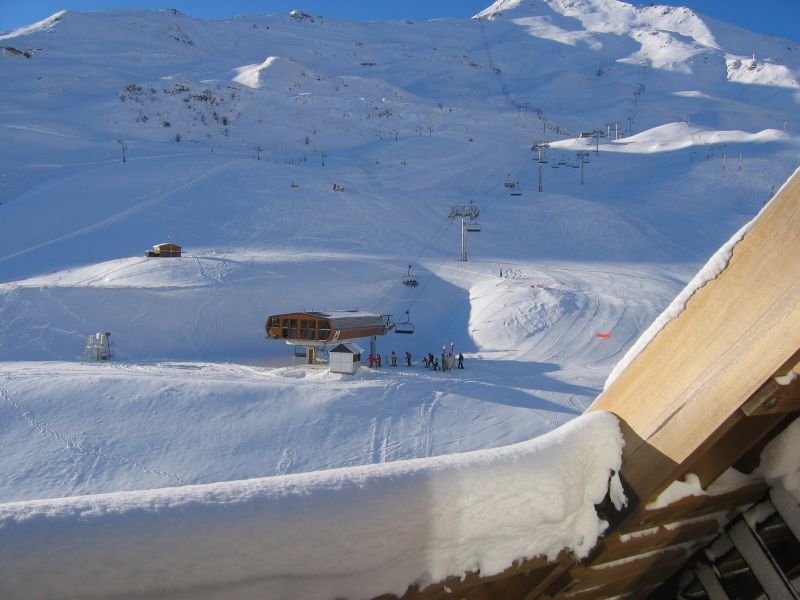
xmin=369 ymin=214 xmax=454 ymax=313
xmin=405 ymin=223 xmax=459 ymax=313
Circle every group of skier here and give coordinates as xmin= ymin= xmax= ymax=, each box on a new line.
xmin=422 ymin=346 xmax=464 ymax=371
xmin=366 ymin=347 xmax=464 ymax=371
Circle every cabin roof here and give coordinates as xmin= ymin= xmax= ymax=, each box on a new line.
xmin=330 ymin=343 xmax=364 ymax=354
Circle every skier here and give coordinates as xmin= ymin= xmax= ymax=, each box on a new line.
xmin=457 ymin=353 xmax=464 ymax=369
xmin=391 ymin=351 xmax=398 ymax=367
xmin=422 ymin=355 xmax=429 ymax=368
xmin=369 ymin=354 xmax=375 ymax=368
xmin=405 ymin=351 xmax=412 ymax=367
xmin=376 ymin=354 xmax=382 ymax=368
xmin=433 ymin=357 xmax=439 ymax=371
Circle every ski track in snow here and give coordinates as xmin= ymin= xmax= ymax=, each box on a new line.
xmin=0 ymin=381 xmax=187 ymax=486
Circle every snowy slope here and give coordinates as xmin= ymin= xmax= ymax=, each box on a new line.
xmin=0 ymin=0 xmax=798 ymax=505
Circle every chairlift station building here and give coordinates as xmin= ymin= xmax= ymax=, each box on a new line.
xmin=265 ymin=311 xmax=387 ymax=345
xmin=265 ymin=310 xmax=388 ymax=366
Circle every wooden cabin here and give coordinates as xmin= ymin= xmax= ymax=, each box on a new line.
xmin=265 ymin=311 xmax=388 ymax=345
xmin=376 ymin=170 xmax=800 ymax=599
xmin=145 ymin=242 xmax=182 ymax=258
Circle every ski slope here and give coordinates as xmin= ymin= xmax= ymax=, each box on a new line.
xmin=0 ymin=0 xmax=799 ymax=506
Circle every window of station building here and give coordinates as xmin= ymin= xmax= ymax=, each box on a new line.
xmin=318 ymin=319 xmax=331 ymax=340
xmin=300 ymin=319 xmax=316 ymax=340
xmin=288 ymin=318 xmax=298 ymax=338
xmin=281 ymin=319 xmax=289 ymax=338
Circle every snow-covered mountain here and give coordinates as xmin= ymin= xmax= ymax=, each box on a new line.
xmin=0 ymin=0 xmax=798 ymax=503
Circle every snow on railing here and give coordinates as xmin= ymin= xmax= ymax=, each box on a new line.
xmin=0 ymin=411 xmax=623 ymax=600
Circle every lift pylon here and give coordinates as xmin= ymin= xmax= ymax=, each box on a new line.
xmin=449 ymin=202 xmax=480 ymax=262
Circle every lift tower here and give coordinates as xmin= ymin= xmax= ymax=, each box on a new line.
xmin=531 ymin=142 xmax=549 ymax=192
xmin=449 ymin=203 xmax=480 ymax=262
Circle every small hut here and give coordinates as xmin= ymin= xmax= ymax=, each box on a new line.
xmin=146 ymin=242 xmax=182 ymax=258
xmin=328 ymin=342 xmax=363 ymax=375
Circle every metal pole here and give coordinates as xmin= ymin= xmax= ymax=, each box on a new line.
xmin=538 ymin=159 xmax=544 ymax=192
xmin=532 ymin=143 xmax=549 ymax=193
xmin=461 ymin=213 xmax=467 ymax=262
xmin=577 ymin=152 xmax=589 ymax=185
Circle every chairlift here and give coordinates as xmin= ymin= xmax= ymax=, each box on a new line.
xmin=401 ymin=264 xmax=418 ymax=287
xmin=505 ymin=177 xmax=522 ymax=196
xmin=466 ymin=220 xmax=482 ymax=232
xmin=394 ymin=310 xmax=415 ymax=334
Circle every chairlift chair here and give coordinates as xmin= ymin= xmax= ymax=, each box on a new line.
xmin=401 ymin=265 xmax=418 ymax=287
xmin=466 ymin=220 xmax=482 ymax=232
xmin=505 ymin=178 xmax=522 ymax=196
xmin=394 ymin=310 xmax=415 ymax=334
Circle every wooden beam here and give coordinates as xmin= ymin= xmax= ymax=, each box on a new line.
xmin=558 ymin=547 xmax=689 ymax=597
xmin=676 ymin=412 xmax=790 ymax=489
xmin=741 ymin=378 xmax=800 ymax=416
xmin=520 ymin=558 xmax=576 ymax=600
xmin=588 ymin=169 xmax=800 ymax=501
xmin=393 ymin=553 xmax=560 ymax=599
xmin=594 ymin=517 xmax=719 ymax=564
xmin=620 ymin=482 xmax=767 ymax=532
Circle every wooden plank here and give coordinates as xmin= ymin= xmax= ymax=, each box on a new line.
xmin=564 ymin=547 xmax=688 ymax=593
xmin=520 ymin=558 xmax=575 ymax=600
xmin=594 ymin=518 xmax=720 ymax=563
xmin=678 ymin=413 xmax=788 ymax=489
xmin=587 ymin=170 xmax=800 ymax=501
xmin=620 ymin=482 xmax=767 ymax=532
xmin=397 ymin=553 xmax=558 ymax=599
xmin=741 ymin=378 xmax=800 ymax=416
xmin=558 ymin=578 xmax=662 ymax=600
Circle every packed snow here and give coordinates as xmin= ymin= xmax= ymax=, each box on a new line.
xmin=760 ymin=416 xmax=800 ymax=502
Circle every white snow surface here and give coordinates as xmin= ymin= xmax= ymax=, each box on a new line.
xmin=0 ymin=411 xmax=623 ymax=600
xmin=759 ymin=416 xmax=800 ymax=502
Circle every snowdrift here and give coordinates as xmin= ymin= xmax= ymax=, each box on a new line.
xmin=0 ymin=411 xmax=623 ymax=600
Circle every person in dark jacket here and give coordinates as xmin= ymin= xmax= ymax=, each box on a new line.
xmin=457 ymin=353 xmax=464 ymax=369
xmin=405 ymin=351 xmax=412 ymax=367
